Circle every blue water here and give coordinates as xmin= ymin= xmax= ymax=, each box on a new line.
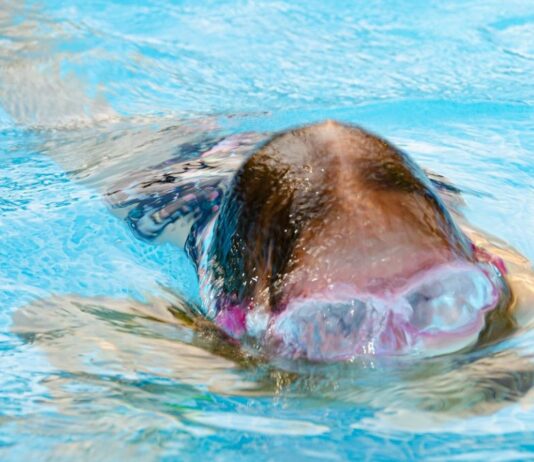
xmin=1 ymin=1 xmax=533 ymax=460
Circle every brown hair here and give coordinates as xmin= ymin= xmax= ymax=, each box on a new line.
xmin=206 ymin=121 xmax=470 ymax=311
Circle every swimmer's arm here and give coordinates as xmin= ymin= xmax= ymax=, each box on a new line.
xmin=105 ymin=132 xmax=267 ymax=248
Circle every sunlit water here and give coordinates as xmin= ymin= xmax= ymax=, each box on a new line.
xmin=1 ymin=0 xmax=534 ymax=460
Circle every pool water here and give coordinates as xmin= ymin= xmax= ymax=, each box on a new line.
xmin=1 ymin=0 xmax=533 ymax=460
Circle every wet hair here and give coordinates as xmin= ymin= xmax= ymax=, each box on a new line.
xmin=206 ymin=129 xmax=330 ymax=310
xmin=205 ymin=121 xmax=469 ymax=311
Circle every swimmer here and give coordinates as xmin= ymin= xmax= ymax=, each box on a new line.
xmin=106 ymin=120 xmax=532 ymax=361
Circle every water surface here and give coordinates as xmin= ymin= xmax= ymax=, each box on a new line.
xmin=1 ymin=1 xmax=533 ymax=460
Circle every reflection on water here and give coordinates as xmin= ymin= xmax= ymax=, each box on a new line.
xmin=6 ymin=286 xmax=534 ymax=460
xmin=1 ymin=0 xmax=534 ymax=460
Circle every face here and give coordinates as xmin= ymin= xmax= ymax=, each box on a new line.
xmin=200 ymin=121 xmax=512 ymax=361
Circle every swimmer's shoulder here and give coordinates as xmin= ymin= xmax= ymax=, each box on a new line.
xmin=463 ymin=225 xmax=534 ymax=327
xmin=427 ymin=170 xmax=534 ymax=326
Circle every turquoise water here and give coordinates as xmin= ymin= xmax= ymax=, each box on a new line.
xmin=1 ymin=0 xmax=533 ymax=460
